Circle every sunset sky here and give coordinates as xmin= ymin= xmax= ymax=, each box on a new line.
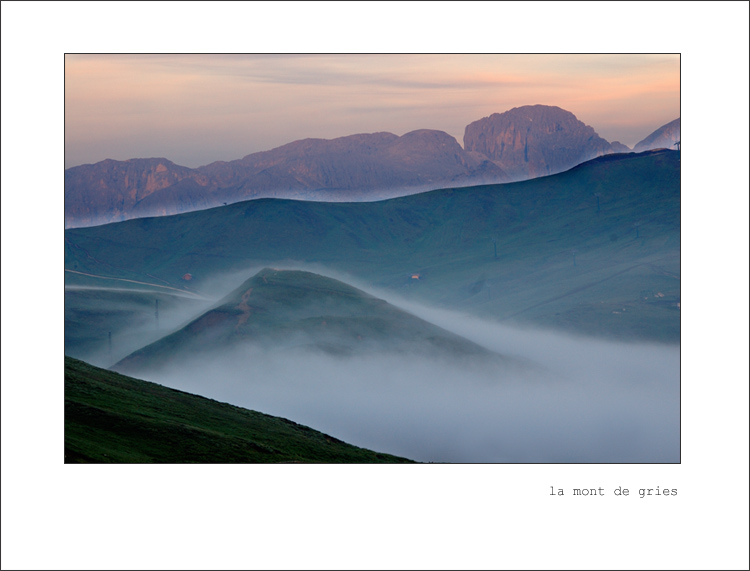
xmin=65 ymin=53 xmax=680 ymax=169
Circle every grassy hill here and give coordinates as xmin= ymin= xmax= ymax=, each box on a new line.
xmin=65 ymin=356 xmax=415 ymax=463
xmin=114 ymin=268 xmax=498 ymax=374
xmin=65 ymin=150 xmax=679 ymax=341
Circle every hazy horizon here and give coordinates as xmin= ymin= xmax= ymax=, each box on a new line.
xmin=64 ymin=54 xmax=680 ymax=169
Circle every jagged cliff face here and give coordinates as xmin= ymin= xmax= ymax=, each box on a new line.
xmin=64 ymin=158 xmax=213 ymax=227
xmin=65 ymin=131 xmax=509 ymax=228
xmin=463 ymin=105 xmax=615 ymax=181
xmin=633 ymin=118 xmax=680 ymax=152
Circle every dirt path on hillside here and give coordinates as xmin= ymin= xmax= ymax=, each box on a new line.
xmin=236 ymin=288 xmax=254 ymax=329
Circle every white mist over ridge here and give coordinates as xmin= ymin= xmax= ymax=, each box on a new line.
xmin=133 ymin=265 xmax=679 ymax=463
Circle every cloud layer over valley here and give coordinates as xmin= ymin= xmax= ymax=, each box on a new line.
xmin=128 ymin=268 xmax=679 ymax=463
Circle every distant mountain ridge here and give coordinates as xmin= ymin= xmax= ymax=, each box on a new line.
xmin=65 ymin=108 xmax=679 ymax=227
xmin=633 ymin=118 xmax=681 ymax=152
xmin=202 ymin=129 xmax=508 ymax=199
xmin=65 ymin=130 xmax=508 ymax=228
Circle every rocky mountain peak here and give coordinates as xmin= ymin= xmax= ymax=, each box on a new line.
xmin=463 ymin=104 xmax=614 ymax=181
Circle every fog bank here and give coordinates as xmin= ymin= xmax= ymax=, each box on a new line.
xmin=141 ymin=304 xmax=679 ymax=463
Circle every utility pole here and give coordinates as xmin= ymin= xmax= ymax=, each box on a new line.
xmin=674 ymin=141 xmax=680 ymax=151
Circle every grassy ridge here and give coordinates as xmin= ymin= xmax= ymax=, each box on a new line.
xmin=65 ymin=356 xmax=414 ymax=463
xmin=64 ymin=150 xmax=679 ymax=340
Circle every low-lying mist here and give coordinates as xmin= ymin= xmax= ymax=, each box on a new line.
xmin=131 ymin=268 xmax=679 ymax=463
xmin=64 ymin=286 xmax=214 ymax=368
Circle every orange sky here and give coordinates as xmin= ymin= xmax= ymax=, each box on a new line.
xmin=65 ymin=54 xmax=679 ymax=169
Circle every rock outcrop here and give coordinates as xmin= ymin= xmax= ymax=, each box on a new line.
xmin=463 ymin=105 xmax=616 ymax=181
xmin=64 ymin=158 xmax=214 ymax=227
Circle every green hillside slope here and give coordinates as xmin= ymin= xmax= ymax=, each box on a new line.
xmin=65 ymin=356 xmax=414 ymax=463
xmin=114 ymin=268 xmax=497 ymax=374
xmin=65 ymin=150 xmax=679 ymax=341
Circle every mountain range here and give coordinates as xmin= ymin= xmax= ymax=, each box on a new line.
xmin=64 ymin=130 xmax=507 ymax=228
xmin=64 ymin=106 xmax=680 ymax=227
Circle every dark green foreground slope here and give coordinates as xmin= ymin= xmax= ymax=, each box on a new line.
xmin=65 ymin=356 xmax=414 ymax=463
